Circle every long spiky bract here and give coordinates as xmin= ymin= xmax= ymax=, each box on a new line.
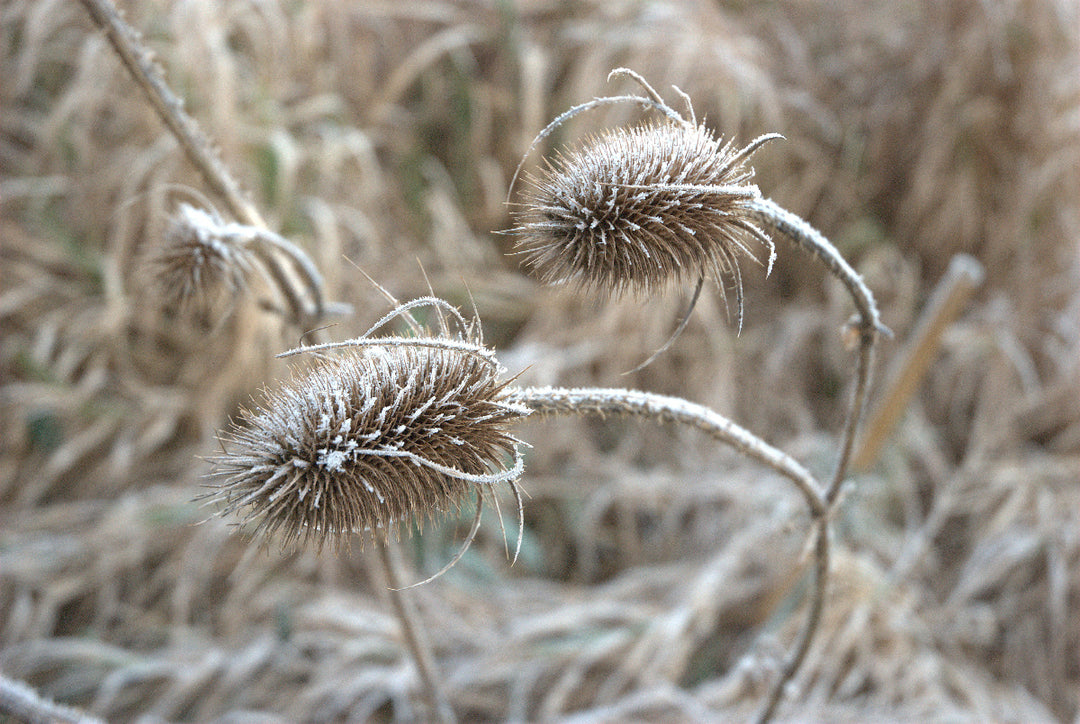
xmin=204 ymin=300 xmax=529 ymax=555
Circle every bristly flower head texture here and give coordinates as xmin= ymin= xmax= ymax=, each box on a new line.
xmin=154 ymin=203 xmax=254 ymax=309
xmin=205 ymin=298 xmax=529 ymax=558
xmin=510 ymin=69 xmax=781 ymax=334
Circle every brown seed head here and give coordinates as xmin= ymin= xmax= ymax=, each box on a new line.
xmin=154 ymin=203 xmax=253 ymax=309
xmin=205 ymin=316 xmax=528 ymax=553
xmin=512 ymin=120 xmax=774 ymax=303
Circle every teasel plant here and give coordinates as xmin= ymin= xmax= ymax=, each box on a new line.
xmin=202 ymin=290 xmax=844 ymax=724
xmin=506 ymin=68 xmax=889 ymax=723
xmin=52 ymin=0 xmax=889 ymax=720
xmin=79 ymin=0 xmax=340 ymax=331
xmin=205 ymin=296 xmax=533 ymax=724
xmin=57 ymin=2 xmax=460 ymax=724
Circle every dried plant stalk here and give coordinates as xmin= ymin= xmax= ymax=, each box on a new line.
xmin=509 ymin=386 xmax=824 ymax=517
xmin=0 ymin=673 xmax=105 ymax=724
xmin=852 ymin=254 xmax=985 ymax=472
xmin=76 ymin=0 xmax=263 ymax=228
xmin=378 ymin=542 xmax=458 ymax=724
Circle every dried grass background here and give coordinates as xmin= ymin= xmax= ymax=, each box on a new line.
xmin=2 ymin=0 xmax=1078 ymax=721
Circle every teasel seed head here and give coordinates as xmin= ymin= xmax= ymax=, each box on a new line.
xmin=514 ymin=120 xmax=776 ymax=304
xmin=154 ymin=203 xmax=254 ymax=310
xmin=509 ymin=70 xmax=781 ymax=341
xmin=204 ymin=298 xmax=530 ymax=557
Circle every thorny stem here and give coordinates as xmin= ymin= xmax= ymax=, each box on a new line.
xmin=377 ymin=543 xmax=458 ymax=724
xmin=77 ymin=0 xmax=263 ymax=229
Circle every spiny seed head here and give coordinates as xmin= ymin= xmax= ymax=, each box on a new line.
xmin=154 ymin=203 xmax=252 ymax=309
xmin=205 ymin=320 xmax=528 ymax=553
xmin=512 ymin=120 xmax=774 ymax=301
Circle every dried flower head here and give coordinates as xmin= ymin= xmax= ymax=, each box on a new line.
xmin=154 ymin=203 xmax=254 ymax=309
xmin=204 ymin=298 xmax=529 ymax=558
xmin=509 ymin=69 xmax=781 ymax=347
xmin=514 ymin=120 xmax=774 ymax=301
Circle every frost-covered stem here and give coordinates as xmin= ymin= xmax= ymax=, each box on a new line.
xmin=510 ymin=386 xmax=836 ymax=723
xmin=508 ymin=386 xmax=826 ymax=518
xmin=742 ymin=197 xmax=885 ymax=722
xmin=828 ymin=334 xmax=874 ymax=504
xmin=746 ymin=197 xmax=883 ymax=338
xmin=77 ymin=0 xmax=264 ymax=229
xmin=377 ymin=543 xmax=457 ymax=724
xmin=251 ymin=228 xmax=327 ymax=319
xmin=754 ymin=516 xmax=830 ymax=724
xmin=246 ymin=233 xmax=323 ymax=326
xmin=746 ymin=197 xmax=884 ymax=502
xmin=0 ymin=672 xmax=104 ymax=724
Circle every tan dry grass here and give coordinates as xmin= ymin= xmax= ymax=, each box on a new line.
xmin=2 ymin=0 xmax=1078 ymax=721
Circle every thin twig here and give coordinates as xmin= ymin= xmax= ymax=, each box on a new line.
xmin=377 ymin=542 xmax=458 ymax=724
xmin=753 ymin=517 xmax=830 ymax=724
xmin=828 ymin=333 xmax=876 ymax=503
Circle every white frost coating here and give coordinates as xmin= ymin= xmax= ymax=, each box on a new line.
xmin=319 ymin=448 xmax=350 ymax=472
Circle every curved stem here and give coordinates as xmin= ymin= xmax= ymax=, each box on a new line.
xmin=509 ymin=384 xmax=835 ymax=723
xmin=746 ymin=197 xmax=885 ymax=339
xmin=508 ymin=386 xmax=826 ymax=518
xmin=250 ymin=228 xmax=327 ymax=320
xmin=744 ymin=196 xmax=884 ymax=721
xmin=377 ymin=542 xmax=457 ymax=724
xmin=828 ymin=334 xmax=875 ymax=504
xmin=746 ymin=197 xmax=884 ymax=501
